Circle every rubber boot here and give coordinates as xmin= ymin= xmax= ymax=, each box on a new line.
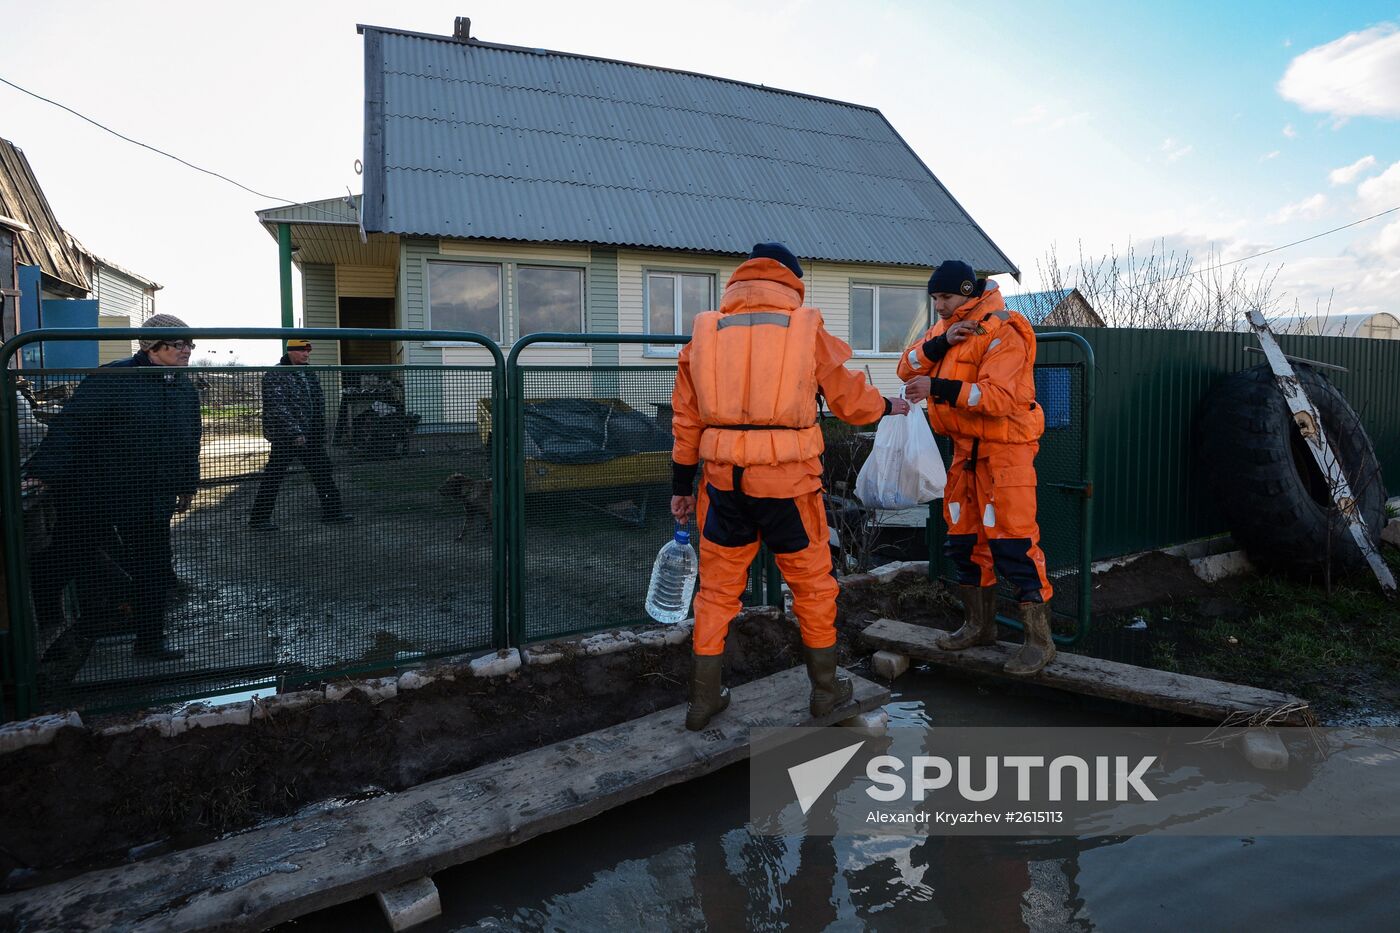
xmin=936 ymin=584 xmax=1000 ymax=650
xmin=1003 ymin=602 xmax=1056 ymax=676
xmin=804 ymin=645 xmax=853 ymax=718
xmin=685 ymin=653 xmax=730 ymax=731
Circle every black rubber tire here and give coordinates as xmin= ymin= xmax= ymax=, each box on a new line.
xmin=1196 ymin=363 xmax=1386 ymax=580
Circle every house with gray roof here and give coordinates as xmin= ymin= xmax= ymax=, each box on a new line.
xmin=258 ymin=16 xmax=1015 ymax=404
xmin=1003 ymin=288 xmax=1104 ymax=328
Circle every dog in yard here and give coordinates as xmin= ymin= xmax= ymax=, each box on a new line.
xmin=438 ymin=473 xmax=493 ymax=540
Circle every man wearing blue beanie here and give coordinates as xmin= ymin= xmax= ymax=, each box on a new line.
xmin=899 ymin=259 xmax=1056 ymax=675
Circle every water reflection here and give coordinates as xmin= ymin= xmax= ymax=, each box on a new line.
xmin=282 ymin=673 xmax=1400 ymax=932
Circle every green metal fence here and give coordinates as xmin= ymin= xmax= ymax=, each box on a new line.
xmin=3 ymin=324 xmax=1101 ymax=719
xmin=2 ymin=328 xmax=505 ymax=719
xmin=1037 ymin=328 xmax=1400 ymax=561
xmin=927 ymin=333 xmax=1096 ymax=645
xmin=505 ymin=333 xmax=777 ymax=646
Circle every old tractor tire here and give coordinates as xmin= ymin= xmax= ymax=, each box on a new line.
xmin=1196 ymin=363 xmax=1386 ymax=579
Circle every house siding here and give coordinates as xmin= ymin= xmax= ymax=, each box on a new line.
xmin=92 ymin=264 xmax=154 ymax=359
xmin=807 ymin=261 xmax=930 ymax=398
xmin=96 ymin=313 xmax=134 ymax=364
xmin=336 ymin=264 xmax=396 ymax=299
xmin=301 ymin=263 xmax=339 ymax=365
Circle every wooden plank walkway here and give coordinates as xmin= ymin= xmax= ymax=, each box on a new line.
xmin=0 ymin=666 xmax=887 ymax=933
xmin=862 ymin=617 xmax=1310 ymax=724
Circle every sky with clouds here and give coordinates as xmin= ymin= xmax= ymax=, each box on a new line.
xmin=1 ymin=0 xmax=1397 ymax=362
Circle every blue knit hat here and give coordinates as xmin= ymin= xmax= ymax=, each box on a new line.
xmin=748 ymin=242 xmax=803 ymax=279
xmin=927 ymin=260 xmax=981 ymax=297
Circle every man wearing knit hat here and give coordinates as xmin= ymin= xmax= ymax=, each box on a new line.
xmin=669 ymin=242 xmax=911 ymax=730
xmin=898 ymin=260 xmax=1056 ymax=675
xmin=24 ymin=313 xmax=201 ymax=661
xmin=249 ymin=339 xmax=351 ymax=530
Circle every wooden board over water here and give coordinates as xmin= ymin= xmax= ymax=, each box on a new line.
xmin=0 ymin=666 xmax=887 ymax=932
xmin=862 ymin=617 xmax=1310 ymax=724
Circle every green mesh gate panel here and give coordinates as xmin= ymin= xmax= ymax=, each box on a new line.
xmin=929 ymin=335 xmax=1094 ymax=643
xmin=3 ymin=341 xmax=502 ymax=716
xmin=511 ymin=364 xmax=766 ymax=644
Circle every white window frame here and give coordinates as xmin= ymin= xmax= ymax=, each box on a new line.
xmin=423 ymin=258 xmax=504 ymax=347
xmin=644 ymin=269 xmax=716 ymax=357
xmin=850 ymin=282 xmax=930 ymax=357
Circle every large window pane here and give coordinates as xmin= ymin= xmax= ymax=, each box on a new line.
xmin=518 ymin=266 xmax=584 ymax=337
xmin=428 ymin=261 xmax=501 ymax=340
xmin=878 ymin=286 xmax=925 ymax=353
xmin=851 ymin=286 xmax=874 ymax=351
xmin=679 ymin=274 xmax=711 ymax=335
xmin=648 ymin=274 xmax=676 ymax=335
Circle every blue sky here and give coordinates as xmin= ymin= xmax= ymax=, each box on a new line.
xmin=1 ymin=0 xmax=1397 ymax=360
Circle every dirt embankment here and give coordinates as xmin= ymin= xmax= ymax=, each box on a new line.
xmin=1 ymin=608 xmax=878 ymax=886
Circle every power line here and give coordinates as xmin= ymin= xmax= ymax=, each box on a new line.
xmin=0 ymin=74 xmax=356 ymax=222
xmin=1086 ymin=203 xmax=1400 ymax=299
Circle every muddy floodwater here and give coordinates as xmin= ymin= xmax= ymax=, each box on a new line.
xmin=281 ymin=669 xmax=1400 ymax=932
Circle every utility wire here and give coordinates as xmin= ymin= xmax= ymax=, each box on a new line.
xmin=1079 ymin=204 xmax=1400 ymax=299
xmin=0 ymin=74 xmax=356 ymax=221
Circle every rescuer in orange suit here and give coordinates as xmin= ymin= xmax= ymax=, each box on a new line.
xmin=670 ymin=243 xmax=911 ymax=731
xmin=899 ymin=259 xmax=1056 ymax=676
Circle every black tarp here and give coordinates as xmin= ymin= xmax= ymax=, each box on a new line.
xmin=521 ymin=399 xmax=671 ymax=465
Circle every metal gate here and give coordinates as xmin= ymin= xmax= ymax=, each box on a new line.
xmin=1 ymin=326 xmax=505 ymax=719
xmin=928 ymin=332 xmax=1096 ymax=644
xmin=505 ymin=333 xmax=775 ymax=646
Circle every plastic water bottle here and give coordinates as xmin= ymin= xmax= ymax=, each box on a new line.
xmin=645 ymin=526 xmax=698 ymax=624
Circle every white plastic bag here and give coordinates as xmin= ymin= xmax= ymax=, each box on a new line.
xmin=854 ymin=407 xmax=946 ymax=509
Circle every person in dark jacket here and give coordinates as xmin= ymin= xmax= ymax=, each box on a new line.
xmin=23 ymin=314 xmax=202 ymax=661
xmin=248 ymin=339 xmax=352 ymax=530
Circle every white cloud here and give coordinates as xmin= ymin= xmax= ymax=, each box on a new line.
xmin=1278 ymin=24 xmax=1400 ymax=118
xmin=1283 ymin=38 xmax=1292 ymax=48
xmin=1329 ymin=155 xmax=1377 ymax=185
xmin=1160 ymin=138 xmax=1194 ymax=162
xmin=1357 ymin=160 xmax=1400 ymax=211
xmin=1361 ymin=217 xmax=1400 ymax=258
xmin=1014 ymin=101 xmax=1089 ymax=129
xmin=1269 ymin=193 xmax=1328 ymax=224
xmin=1282 ymin=123 xmax=1297 ymax=138
xmin=1261 ymin=150 xmax=1281 ymax=161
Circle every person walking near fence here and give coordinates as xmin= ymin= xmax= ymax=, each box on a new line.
xmin=249 ymin=339 xmax=352 ymax=530
xmin=670 ymin=243 xmax=911 ymax=730
xmin=899 ymin=260 xmax=1055 ymax=675
xmin=23 ymin=314 xmax=202 ymax=661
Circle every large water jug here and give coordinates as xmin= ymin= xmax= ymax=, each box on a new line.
xmin=645 ymin=526 xmax=698 ymax=624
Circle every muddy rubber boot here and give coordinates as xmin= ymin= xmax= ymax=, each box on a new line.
xmin=1003 ymin=602 xmax=1056 ymax=676
xmin=805 ymin=645 xmax=853 ymax=718
xmin=936 ymin=585 xmax=1000 ymax=650
xmin=685 ymin=653 xmax=730 ymax=731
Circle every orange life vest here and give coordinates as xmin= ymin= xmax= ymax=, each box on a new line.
xmin=925 ymin=293 xmax=1044 ymax=444
xmin=689 ymin=305 xmax=826 ymax=466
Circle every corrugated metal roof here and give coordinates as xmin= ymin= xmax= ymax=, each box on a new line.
xmin=69 ymin=234 xmax=161 ymax=290
xmin=358 ymin=26 xmax=1017 ymax=275
xmin=1004 ymin=288 xmax=1074 ymax=324
xmin=0 ymin=137 xmax=89 ymax=291
xmin=256 ymin=195 xmax=362 ymax=226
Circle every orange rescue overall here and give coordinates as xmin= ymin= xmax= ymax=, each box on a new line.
xmin=897 ymin=282 xmax=1053 ymax=603
xmin=672 ymin=258 xmax=887 ymax=656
